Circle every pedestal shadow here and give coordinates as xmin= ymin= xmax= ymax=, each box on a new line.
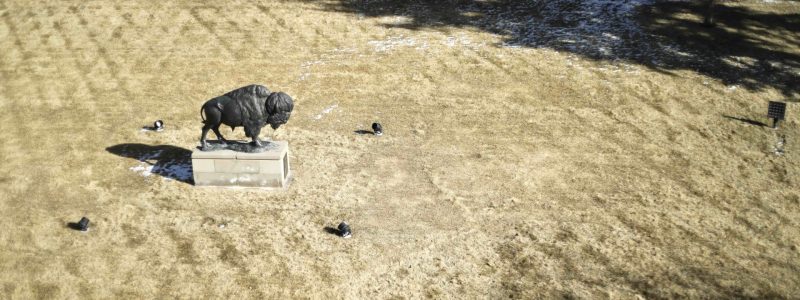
xmin=106 ymin=144 xmax=194 ymax=185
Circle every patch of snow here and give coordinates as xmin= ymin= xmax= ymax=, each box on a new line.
xmin=382 ymin=15 xmax=414 ymax=26
xmin=298 ymin=48 xmax=362 ymax=81
xmin=773 ymin=135 xmax=786 ymax=156
xmin=442 ymin=34 xmax=482 ymax=49
xmin=299 ymin=60 xmax=325 ymax=81
xmin=154 ymin=161 xmax=192 ymax=181
xmin=368 ymin=35 xmax=425 ymax=52
xmin=130 ymin=164 xmax=153 ymax=177
xmin=332 ymin=47 xmax=357 ymax=54
xmin=127 ymin=150 xmax=192 ymax=182
xmin=313 ymin=104 xmax=338 ymax=120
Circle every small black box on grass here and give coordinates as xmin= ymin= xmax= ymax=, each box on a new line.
xmin=338 ymin=221 xmax=352 ymax=238
xmin=69 ymin=217 xmax=90 ymax=231
xmin=768 ymin=101 xmax=787 ymax=129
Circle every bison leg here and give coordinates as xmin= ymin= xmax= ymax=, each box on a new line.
xmin=212 ymin=125 xmax=228 ymax=144
xmin=251 ymin=133 xmax=263 ymax=147
xmin=201 ymin=103 xmax=226 ymax=150
xmin=200 ymin=124 xmax=212 ymax=150
xmin=245 ymin=125 xmax=263 ymax=147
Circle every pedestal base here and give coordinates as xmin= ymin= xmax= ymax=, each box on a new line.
xmin=192 ymin=140 xmax=291 ymax=189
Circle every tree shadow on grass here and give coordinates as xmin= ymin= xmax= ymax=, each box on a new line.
xmin=106 ymin=144 xmax=194 ymax=185
xmin=637 ymin=2 xmax=800 ymax=97
xmin=319 ymin=0 xmax=799 ymax=97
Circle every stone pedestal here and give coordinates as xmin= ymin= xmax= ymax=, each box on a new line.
xmin=192 ymin=141 xmax=291 ymax=189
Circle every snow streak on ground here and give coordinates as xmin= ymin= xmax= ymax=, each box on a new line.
xmin=313 ymin=104 xmax=339 ymax=120
xmin=367 ymin=34 xmax=484 ymax=52
xmin=128 ymin=150 xmax=192 ymax=182
xmin=368 ymin=35 xmax=428 ymax=52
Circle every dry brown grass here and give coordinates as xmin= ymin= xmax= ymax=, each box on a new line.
xmin=1 ymin=0 xmax=799 ymax=298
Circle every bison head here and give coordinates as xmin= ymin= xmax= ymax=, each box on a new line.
xmin=266 ymin=92 xmax=294 ymax=130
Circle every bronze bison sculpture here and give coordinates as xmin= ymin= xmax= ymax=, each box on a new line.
xmin=200 ymin=84 xmax=293 ymax=150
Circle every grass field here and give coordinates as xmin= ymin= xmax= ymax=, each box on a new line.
xmin=1 ymin=0 xmax=799 ymax=298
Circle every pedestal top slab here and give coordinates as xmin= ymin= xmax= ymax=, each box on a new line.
xmin=192 ymin=140 xmax=288 ymax=160
xmin=192 ymin=149 xmax=237 ymax=159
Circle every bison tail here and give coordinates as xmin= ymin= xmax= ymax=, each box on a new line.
xmin=200 ymin=106 xmax=206 ymax=123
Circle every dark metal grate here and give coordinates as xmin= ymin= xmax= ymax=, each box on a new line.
xmin=768 ymin=101 xmax=787 ymax=120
